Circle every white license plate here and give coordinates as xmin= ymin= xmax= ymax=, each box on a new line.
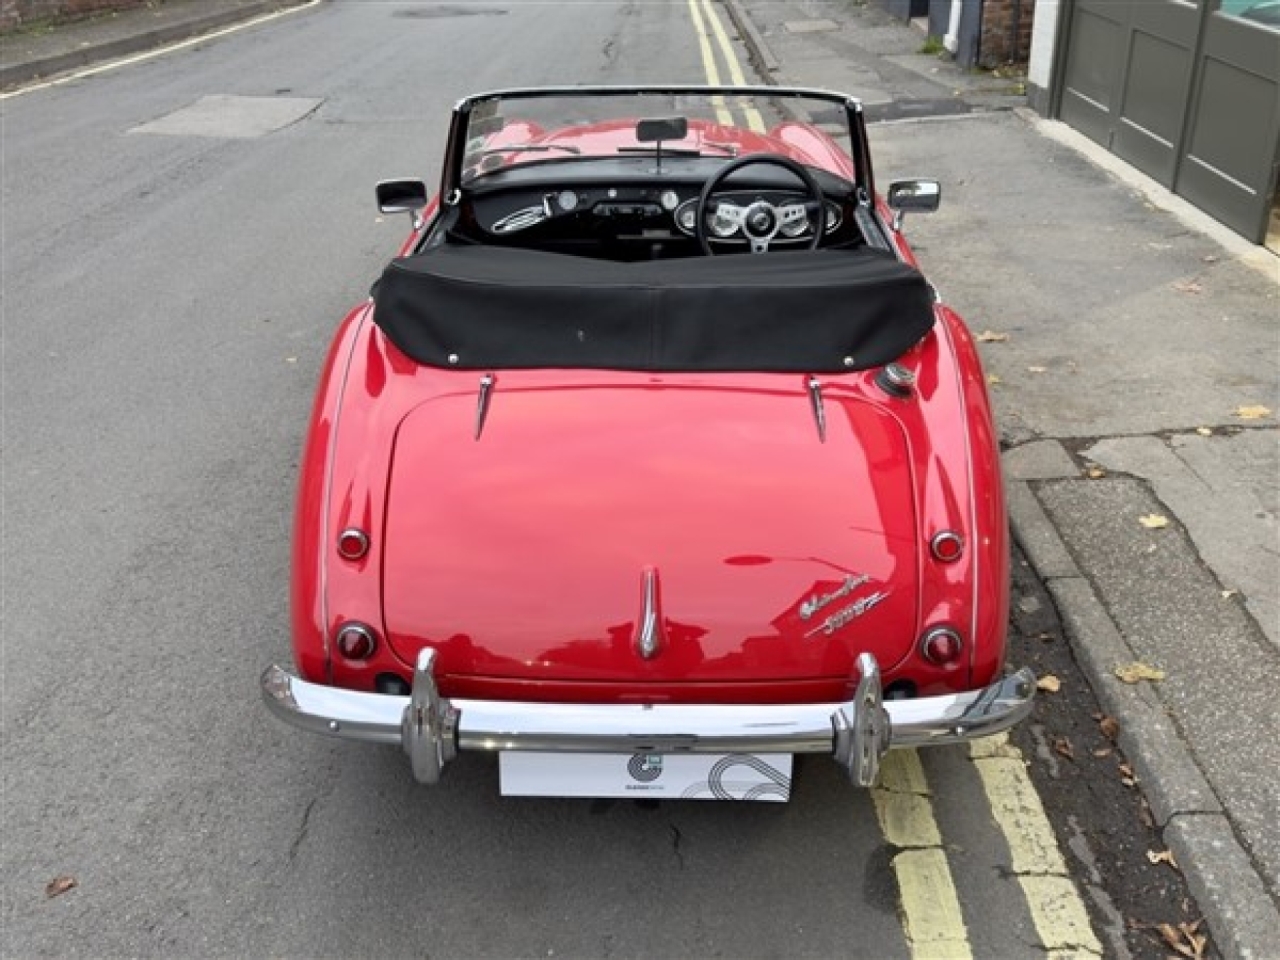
xmin=499 ymin=751 xmax=793 ymax=801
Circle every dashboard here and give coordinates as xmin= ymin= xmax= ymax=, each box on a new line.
xmin=452 ymin=157 xmax=864 ymax=257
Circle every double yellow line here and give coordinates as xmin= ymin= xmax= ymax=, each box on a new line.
xmin=685 ymin=0 xmax=765 ymax=132
xmin=873 ymin=739 xmax=1103 ymax=959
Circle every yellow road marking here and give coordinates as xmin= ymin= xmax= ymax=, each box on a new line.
xmin=970 ymin=735 xmax=1104 ymax=957
xmin=0 ymin=0 xmax=322 ymax=101
xmin=685 ymin=0 xmax=734 ymax=125
xmin=695 ymin=0 xmax=766 ymax=132
xmin=872 ymin=751 xmax=973 ymax=960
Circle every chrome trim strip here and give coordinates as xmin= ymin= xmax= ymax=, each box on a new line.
xmin=474 ymin=373 xmax=495 ymax=440
xmin=262 ymin=660 xmax=1035 ymax=786
xmin=634 ymin=567 xmax=662 ymax=660
xmin=807 ymin=376 xmax=826 ymax=443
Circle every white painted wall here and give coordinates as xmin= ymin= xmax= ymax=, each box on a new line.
xmin=1028 ymin=0 xmax=1060 ymax=90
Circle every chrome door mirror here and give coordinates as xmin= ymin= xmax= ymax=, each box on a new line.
xmin=376 ymin=179 xmax=429 ymax=216
xmin=886 ymin=179 xmax=941 ymax=229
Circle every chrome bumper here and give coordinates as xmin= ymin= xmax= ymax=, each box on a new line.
xmin=261 ymin=651 xmax=1035 ymax=788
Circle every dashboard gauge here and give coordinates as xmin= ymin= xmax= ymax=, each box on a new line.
xmin=659 ymin=189 xmax=680 ymax=211
xmin=780 ymin=211 xmax=809 ymax=238
xmin=824 ymin=201 xmax=844 ymax=233
xmin=710 ymin=206 xmax=739 ymax=238
xmin=675 ymin=200 xmax=698 ymax=234
xmin=556 ymin=189 xmax=580 ymax=212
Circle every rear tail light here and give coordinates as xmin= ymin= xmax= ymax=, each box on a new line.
xmin=930 ymin=531 xmax=965 ymax=563
xmin=335 ymin=622 xmax=377 ymax=661
xmin=920 ymin=626 xmax=964 ymax=666
xmin=337 ymin=528 xmax=370 ymax=561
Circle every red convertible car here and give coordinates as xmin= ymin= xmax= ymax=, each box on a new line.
xmin=261 ymin=86 xmax=1034 ymax=800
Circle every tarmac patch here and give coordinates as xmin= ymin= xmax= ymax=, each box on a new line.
xmin=130 ymin=95 xmax=322 ymax=139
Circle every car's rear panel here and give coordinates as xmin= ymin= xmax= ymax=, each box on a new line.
xmin=379 ymin=381 xmax=921 ymax=696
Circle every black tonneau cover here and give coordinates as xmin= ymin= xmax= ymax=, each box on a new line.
xmin=372 ymin=245 xmax=934 ymax=372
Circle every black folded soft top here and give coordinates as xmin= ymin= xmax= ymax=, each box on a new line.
xmin=371 ymin=244 xmax=934 ymax=373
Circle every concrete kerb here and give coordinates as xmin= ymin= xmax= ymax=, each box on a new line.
xmin=723 ymin=0 xmax=780 ymax=80
xmin=1007 ymin=474 xmax=1280 ymax=960
xmin=0 ymin=0 xmax=312 ymax=90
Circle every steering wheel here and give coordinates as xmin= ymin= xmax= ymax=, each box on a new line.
xmin=695 ymin=153 xmax=825 ymax=255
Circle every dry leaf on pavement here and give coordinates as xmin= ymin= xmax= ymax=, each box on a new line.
xmin=1115 ymin=662 xmax=1166 ymax=684
xmin=1195 ymin=426 xmax=1213 ymax=436
xmin=976 ymin=330 xmax=1009 ymax=342
xmin=986 ymin=374 xmax=1002 ymax=386
xmin=1036 ymin=674 xmax=1061 ymax=693
xmin=1234 ymin=404 xmax=1272 ymax=420
xmin=1053 ymin=737 xmax=1075 ymax=761
xmin=1098 ymin=715 xmax=1120 ymax=740
xmin=1118 ymin=761 xmax=1138 ymax=787
xmin=1146 ymin=848 xmax=1179 ymax=868
xmin=1221 ymin=589 xmax=1239 ymax=599
xmin=45 ymin=876 xmax=76 ymax=898
xmin=1138 ymin=514 xmax=1170 ymax=529
xmin=1157 ymin=920 xmax=1208 ymax=960
xmin=1085 ymin=466 xmax=1106 ymax=479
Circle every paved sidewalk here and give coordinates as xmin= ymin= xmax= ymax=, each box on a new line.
xmin=723 ymin=1 xmax=1279 ymax=956
xmin=3 ymin=0 xmax=1276 ymax=955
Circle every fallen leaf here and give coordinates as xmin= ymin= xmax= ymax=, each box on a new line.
xmin=1157 ymin=920 xmax=1208 ymax=960
xmin=1099 ymin=715 xmax=1120 ymax=740
xmin=1086 ymin=467 xmax=1107 ymax=479
xmin=1118 ymin=761 xmax=1138 ymax=787
xmin=1036 ymin=674 xmax=1061 ymax=693
xmin=1027 ymin=365 xmax=1048 ymax=374
xmin=1221 ymin=589 xmax=1239 ymax=599
xmin=1033 ymin=631 xmax=1056 ymax=643
xmin=45 ymin=876 xmax=76 ymax=898
xmin=986 ymin=374 xmax=1002 ymax=386
xmin=1053 ymin=737 xmax=1075 ymax=761
xmin=976 ymin=330 xmax=1009 ymax=342
xmin=1138 ymin=514 xmax=1170 ymax=529
xmin=1092 ymin=747 xmax=1113 ymax=758
xmin=1234 ymin=405 xmax=1272 ymax=420
xmin=1173 ymin=279 xmax=1203 ymax=294
xmin=1195 ymin=427 xmax=1212 ymax=436
xmin=1115 ymin=662 xmax=1166 ymax=684
xmin=1147 ymin=848 xmax=1179 ymax=868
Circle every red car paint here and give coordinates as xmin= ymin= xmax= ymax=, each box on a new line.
xmin=289 ymin=112 xmax=1008 ymax=707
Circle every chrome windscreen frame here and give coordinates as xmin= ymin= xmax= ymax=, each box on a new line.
xmin=261 ymin=651 xmax=1035 ymax=790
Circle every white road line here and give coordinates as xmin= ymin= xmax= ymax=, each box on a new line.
xmin=0 ymin=0 xmax=322 ymax=101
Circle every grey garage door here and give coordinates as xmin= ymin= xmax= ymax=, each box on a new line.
xmin=1056 ymin=0 xmax=1280 ymax=244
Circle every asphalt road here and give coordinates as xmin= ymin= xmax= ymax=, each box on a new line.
xmin=0 ymin=2 xmax=1195 ymax=957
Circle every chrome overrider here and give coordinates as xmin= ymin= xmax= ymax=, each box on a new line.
xmin=260 ymin=650 xmax=1036 ymax=788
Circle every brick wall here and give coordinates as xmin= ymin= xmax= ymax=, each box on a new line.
xmin=0 ymin=0 xmax=150 ymax=33
xmin=979 ymin=0 xmax=1035 ymax=68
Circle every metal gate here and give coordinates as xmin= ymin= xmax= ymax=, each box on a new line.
xmin=1054 ymin=0 xmax=1280 ymax=245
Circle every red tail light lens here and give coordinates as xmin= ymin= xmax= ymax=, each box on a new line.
xmin=335 ymin=623 xmax=377 ymax=660
xmin=337 ymin=528 xmax=370 ymax=561
xmin=930 ymin=531 xmax=964 ymax=563
xmin=920 ymin=626 xmax=964 ymax=665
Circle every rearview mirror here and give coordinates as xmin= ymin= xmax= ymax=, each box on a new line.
xmin=636 ymin=117 xmax=688 ymax=143
xmin=376 ymin=179 xmax=429 ymax=215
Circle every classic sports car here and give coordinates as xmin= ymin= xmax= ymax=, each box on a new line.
xmin=261 ymin=86 xmax=1034 ymax=800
